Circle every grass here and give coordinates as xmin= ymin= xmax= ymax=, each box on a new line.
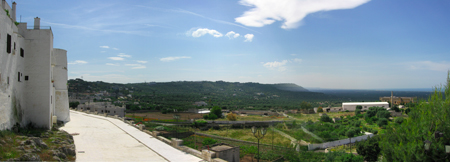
xmin=215 ymin=114 xmax=288 ymax=121
xmin=0 ymin=126 xmax=76 ymax=161
xmin=288 ymin=112 xmax=355 ymax=122
xmin=197 ymin=127 xmax=292 ymax=146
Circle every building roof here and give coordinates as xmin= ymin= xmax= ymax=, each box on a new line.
xmin=342 ymin=102 xmax=389 ymax=106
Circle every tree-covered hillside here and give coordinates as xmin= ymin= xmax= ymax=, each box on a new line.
xmin=68 ymin=79 xmax=336 ymax=110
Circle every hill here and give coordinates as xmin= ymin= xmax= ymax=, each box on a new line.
xmin=68 ymin=79 xmax=333 ymax=110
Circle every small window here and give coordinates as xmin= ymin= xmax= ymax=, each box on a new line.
xmin=25 ymin=76 xmax=28 ymax=80
xmin=7 ymin=77 xmax=9 ymax=84
xmin=7 ymin=34 xmax=11 ymax=53
xmin=18 ymin=72 xmax=21 ymax=82
xmin=14 ymin=42 xmax=16 ymax=50
xmin=20 ymin=48 xmax=24 ymax=57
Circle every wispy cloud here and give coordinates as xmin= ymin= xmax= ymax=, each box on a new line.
xmin=68 ymin=60 xmax=88 ymax=65
xmin=291 ymin=54 xmax=297 ymax=56
xmin=263 ymin=60 xmax=288 ymax=71
xmin=244 ymin=34 xmax=254 ymax=42
xmin=235 ymin=0 xmax=370 ymax=29
xmin=125 ymin=64 xmax=146 ymax=69
xmin=292 ymin=58 xmax=302 ymax=63
xmin=106 ymin=63 xmax=120 ymax=66
xmin=225 ymin=31 xmax=240 ymax=39
xmin=118 ymin=54 xmax=131 ymax=58
xmin=100 ymin=46 xmax=109 ymax=49
xmin=137 ymin=60 xmax=148 ymax=63
xmin=408 ymin=61 xmax=450 ymax=71
xmin=113 ymin=48 xmax=119 ymax=50
xmin=44 ymin=21 xmax=148 ymax=35
xmin=160 ymin=56 xmax=191 ymax=62
xmin=189 ymin=28 xmax=223 ymax=38
xmin=108 ymin=57 xmax=125 ymax=61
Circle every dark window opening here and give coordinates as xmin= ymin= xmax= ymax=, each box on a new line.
xmin=7 ymin=34 xmax=11 ymax=53
xmin=18 ymin=72 xmax=21 ymax=82
xmin=7 ymin=77 xmax=9 ymax=84
xmin=25 ymin=76 xmax=28 ymax=80
xmin=20 ymin=48 xmax=24 ymax=57
xmin=14 ymin=42 xmax=16 ymax=50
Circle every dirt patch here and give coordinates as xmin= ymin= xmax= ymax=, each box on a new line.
xmin=127 ymin=112 xmax=204 ymax=120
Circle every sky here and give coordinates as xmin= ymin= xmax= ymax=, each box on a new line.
xmin=11 ymin=0 xmax=450 ymax=89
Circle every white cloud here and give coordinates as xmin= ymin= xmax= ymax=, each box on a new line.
xmin=113 ymin=48 xmax=119 ymax=50
xmin=263 ymin=60 xmax=288 ymax=71
xmin=244 ymin=34 xmax=254 ymax=42
xmin=125 ymin=64 xmax=146 ymax=69
xmin=100 ymin=46 xmax=109 ymax=49
xmin=408 ymin=61 xmax=450 ymax=72
xmin=108 ymin=57 xmax=125 ymax=61
xmin=68 ymin=60 xmax=88 ymax=65
xmin=291 ymin=54 xmax=297 ymax=56
xmin=292 ymin=58 xmax=302 ymax=63
xmin=118 ymin=54 xmax=131 ymax=58
xmin=160 ymin=56 xmax=191 ymax=62
xmin=106 ymin=63 xmax=120 ymax=66
xmin=137 ymin=60 xmax=148 ymax=63
xmin=191 ymin=28 xmax=223 ymax=38
xmin=225 ymin=31 xmax=240 ymax=39
xmin=235 ymin=0 xmax=370 ymax=29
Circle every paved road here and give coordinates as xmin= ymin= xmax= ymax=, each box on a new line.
xmin=60 ymin=110 xmax=202 ymax=162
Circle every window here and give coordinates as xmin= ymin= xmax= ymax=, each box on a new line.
xmin=18 ymin=72 xmax=21 ymax=82
xmin=20 ymin=48 xmax=24 ymax=57
xmin=7 ymin=77 xmax=9 ymax=84
xmin=14 ymin=42 xmax=16 ymax=50
xmin=25 ymin=76 xmax=28 ymax=80
xmin=7 ymin=34 xmax=11 ymax=53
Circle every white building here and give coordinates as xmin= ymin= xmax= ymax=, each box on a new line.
xmin=0 ymin=1 xmax=69 ymax=130
xmin=342 ymin=102 xmax=389 ymax=111
xmin=76 ymin=102 xmax=126 ymax=117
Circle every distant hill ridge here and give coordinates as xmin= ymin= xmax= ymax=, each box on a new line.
xmin=273 ymin=83 xmax=309 ymax=92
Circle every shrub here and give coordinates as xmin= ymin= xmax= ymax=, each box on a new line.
xmin=208 ymin=114 xmax=218 ymax=120
xmin=394 ymin=117 xmax=404 ymax=124
xmin=226 ymin=112 xmax=237 ymax=121
xmin=377 ymin=118 xmax=388 ymax=128
xmin=356 ymin=136 xmax=381 ymax=161
xmin=210 ymin=106 xmax=223 ymax=118
xmin=202 ymin=138 xmax=217 ymax=146
xmin=391 ymin=106 xmax=400 ymax=112
xmin=317 ymin=107 xmax=324 ymax=112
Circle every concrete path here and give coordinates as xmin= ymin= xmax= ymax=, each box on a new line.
xmin=60 ymin=110 xmax=202 ymax=162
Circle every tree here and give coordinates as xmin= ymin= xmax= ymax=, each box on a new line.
xmin=356 ymin=136 xmax=381 ymax=162
xmin=356 ymin=105 xmax=363 ymax=110
xmin=355 ymin=109 xmax=361 ymax=116
xmin=69 ymin=101 xmax=80 ymax=108
xmin=391 ymin=105 xmax=400 ymax=112
xmin=210 ymin=106 xmax=222 ymax=118
xmin=377 ymin=118 xmax=388 ymax=128
xmin=300 ymin=101 xmax=312 ymax=110
xmin=379 ymin=73 xmax=450 ymax=161
xmin=320 ymin=114 xmax=333 ymax=123
xmin=376 ymin=110 xmax=391 ymax=119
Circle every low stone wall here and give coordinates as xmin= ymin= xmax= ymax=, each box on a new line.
xmin=307 ymin=133 xmax=375 ymax=150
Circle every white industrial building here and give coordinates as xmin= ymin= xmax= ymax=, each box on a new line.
xmin=0 ymin=1 xmax=69 ymax=130
xmin=342 ymin=102 xmax=389 ymax=111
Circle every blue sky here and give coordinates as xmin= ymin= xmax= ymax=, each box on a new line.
xmin=12 ymin=0 xmax=450 ymax=89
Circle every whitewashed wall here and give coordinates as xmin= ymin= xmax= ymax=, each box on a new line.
xmin=308 ymin=133 xmax=375 ymax=150
xmin=53 ymin=48 xmax=70 ymax=122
